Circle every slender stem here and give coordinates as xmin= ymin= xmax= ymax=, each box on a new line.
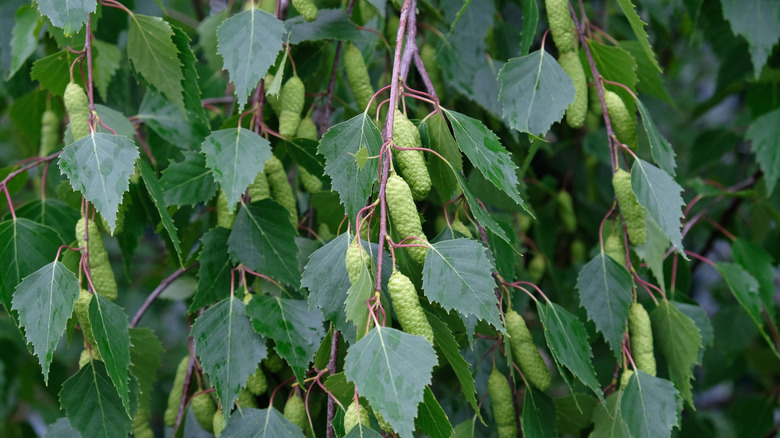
xmin=174 ymin=353 xmax=197 ymax=432
xmin=325 ymin=329 xmax=341 ymax=438
xmin=130 ymin=264 xmax=198 ymax=327
xmin=3 ymin=187 xmax=15 ymax=221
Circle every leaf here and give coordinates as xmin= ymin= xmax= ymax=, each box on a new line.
xmin=416 ymin=387 xmax=453 ymax=438
xmin=554 ymin=394 xmax=597 ymax=437
xmin=620 ymin=371 xmax=681 ymax=438
xmin=89 ymin=293 xmax=132 ymax=415
xmin=422 ymin=238 xmax=504 ymax=332
xmin=160 ymin=151 xmax=218 ymax=207
xmin=672 ymin=302 xmax=713 ymax=362
xmin=37 ymin=0 xmax=95 ymax=36
xmin=588 ymin=41 xmax=638 ymax=96
xmin=94 ymin=105 xmax=135 ymax=140
xmin=633 ymin=213 xmax=669 ymax=291
xmin=59 ymin=361 xmax=135 ymax=438
xmin=201 ymin=128 xmax=272 ymax=207
xmin=217 ymin=8 xmax=285 ymax=110
xmin=91 ymin=40 xmax=120 ymax=102
xmin=245 ymin=295 xmax=325 ymax=383
xmin=576 ymin=253 xmax=634 ymax=360
xmin=344 ymin=427 xmax=383 ymax=438
xmin=522 ymin=387 xmax=558 ymax=438
xmin=138 ymin=160 xmax=182 ymax=265
xmin=344 ymin=326 xmax=437 ymax=438
xmin=318 ymin=113 xmax=383 ymax=223
xmin=190 ymin=227 xmax=232 ymax=312
xmin=128 ymin=328 xmax=163 ymax=410
xmin=10 ymin=200 xmax=80 ymax=252
xmin=44 ymin=418 xmax=81 ymax=438
xmin=442 ymin=109 xmax=527 ymax=211
xmin=11 ymin=261 xmax=79 ymax=384
xmin=497 ymin=49 xmax=575 ymax=136
xmin=344 ymin=252 xmax=375 ymax=341
xmin=227 ymin=200 xmax=300 ymax=287
xmin=732 ymin=238 xmax=776 ymax=321
xmin=427 ymin=311 xmax=479 ymax=416
xmin=286 ymin=9 xmax=362 ymax=44
xmin=630 ymin=159 xmax=685 ymax=255
xmin=8 ymin=5 xmax=40 ymax=80
xmin=615 ymin=0 xmax=661 ymax=71
xmin=448 ymin=166 xmax=511 ymax=243
xmin=519 ymin=0 xmax=538 ymax=55
xmin=620 ymin=40 xmax=672 ymax=104
xmin=419 ymin=112 xmax=461 ymax=201
xmin=650 ymin=300 xmax=702 ymax=408
xmin=137 ymin=89 xmax=208 ymax=149
xmin=221 ymin=407 xmax=306 ymax=437
xmin=0 ymin=218 xmax=63 ymax=312
xmin=171 ymin=25 xmax=209 ymax=127
xmin=57 ymin=132 xmax=139 ymax=233
xmin=721 ymin=0 xmax=780 ymax=76
xmin=127 ymin=14 xmax=185 ymax=113
xmin=537 ymin=301 xmax=603 ymax=401
xmin=745 ymin=107 xmax=780 ymax=195
xmin=635 ymin=99 xmax=676 ymax=176
xmin=285 ymin=138 xmax=326 ymax=179
xmin=191 ymin=297 xmax=267 ymax=422
xmin=30 ymin=50 xmax=85 ymax=96
xmin=591 ymin=391 xmax=629 ymax=438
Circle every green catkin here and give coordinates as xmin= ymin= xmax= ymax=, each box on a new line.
xmin=345 ymin=238 xmax=373 ymax=285
xmin=78 ymin=345 xmax=102 ymax=368
xmin=558 ymin=51 xmax=587 ymax=128
xmin=265 ymin=73 xmax=283 ymax=116
xmin=318 ymin=223 xmax=334 ymax=241
xmin=278 ymin=76 xmax=305 ymax=138
xmin=388 ymin=269 xmax=435 ymax=344
xmin=164 ymin=356 xmax=190 ymax=427
xmin=213 ymin=409 xmax=225 ymax=438
xmin=528 ymin=254 xmax=546 ymax=282
xmin=192 ymin=392 xmax=216 ymax=432
xmin=246 ymin=366 xmax=268 ymax=395
xmin=629 ymin=303 xmax=656 ymax=376
xmin=237 ymin=388 xmax=258 ymax=408
xmin=64 ymin=82 xmax=90 ymax=141
xmin=589 ymin=84 xmax=603 ymax=116
xmin=264 ymin=350 xmax=284 ymax=373
xmin=248 ymin=171 xmax=271 ymax=201
xmin=385 ymin=173 xmax=429 ymax=264
xmin=295 ymin=117 xmax=324 ymax=193
xmin=40 ymin=110 xmax=59 ymax=156
xmin=216 ymin=190 xmax=236 ymax=229
xmin=344 ymin=43 xmax=377 ymax=114
xmin=291 ymin=0 xmax=318 ymax=22
xmin=556 ymin=190 xmax=577 ymax=233
xmin=75 ymin=289 xmax=97 ymax=349
xmin=132 ymin=404 xmax=154 ymax=438
xmin=76 ymin=218 xmax=118 ymax=300
xmin=545 ymin=0 xmax=577 ymax=53
xmin=612 ymin=169 xmax=647 ymax=246
xmin=393 ymin=110 xmax=431 ymax=201
xmin=420 ymin=44 xmax=443 ymax=95
xmin=451 ymin=219 xmax=472 ymax=238
xmin=571 ymin=239 xmax=586 ymax=264
xmin=604 ymin=230 xmax=626 ymax=266
xmin=604 ymin=90 xmax=638 ymax=150
xmin=259 ymin=0 xmax=275 ymax=13
xmin=620 ymin=368 xmax=634 ymax=389
xmin=343 ymin=401 xmax=370 ymax=433
xmin=284 ymin=393 xmax=307 ymax=430
xmin=264 ymin=155 xmax=298 ymax=227
xmin=296 ymin=115 xmax=318 ymax=140
xmin=375 ymin=409 xmax=394 ymax=433
xmin=505 ymin=310 xmax=552 ymax=390
xmin=488 ymin=368 xmax=517 ymax=438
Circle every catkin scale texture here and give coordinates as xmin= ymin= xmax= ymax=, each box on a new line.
xmin=343 ymin=401 xmax=370 ymax=433
xmin=545 ymin=0 xmax=577 ymax=53
xmin=558 ymin=51 xmax=587 ymax=128
xmin=605 ymin=231 xmax=626 ymax=266
xmin=385 ymin=173 xmax=428 ymax=264
xmin=74 ymin=289 xmax=96 ymax=348
xmin=76 ymin=218 xmax=118 ymax=300
xmin=40 ymin=110 xmax=59 ymax=156
xmin=296 ymin=117 xmax=323 ymax=193
xmin=246 ymin=366 xmax=267 ymax=395
xmin=388 ymin=270 xmax=434 ymax=344
xmin=393 ymin=110 xmax=431 ymax=201
xmin=164 ymin=356 xmax=190 ymax=427
xmin=284 ymin=393 xmax=307 ymax=430
xmin=488 ymin=368 xmax=517 ymax=438
xmin=505 ymin=310 xmax=552 ymax=390
xmin=278 ymin=76 xmax=305 ymax=138
xmin=344 ymin=43 xmax=376 ymax=113
xmin=192 ymin=392 xmax=216 ymax=432
xmin=291 ymin=0 xmax=318 ymax=21
xmin=345 ymin=238 xmax=373 ymax=285
xmin=64 ymin=83 xmax=90 ymax=141
xmin=605 ymin=90 xmax=638 ymax=150
xmin=612 ymin=169 xmax=647 ymax=246
xmin=248 ymin=171 xmax=271 ymax=201
xmin=629 ymin=303 xmax=656 ymax=376
xmin=264 ymin=155 xmax=298 ymax=226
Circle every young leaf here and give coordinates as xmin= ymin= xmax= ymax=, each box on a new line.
xmin=190 ymin=227 xmax=232 ymax=312
xmin=745 ymin=107 xmax=780 ymax=195
xmin=89 ymin=293 xmax=132 ymax=415
xmin=630 ymin=159 xmax=685 ymax=255
xmin=522 ymin=387 xmax=558 ymax=438
xmin=576 ymin=253 xmax=633 ymax=360
xmin=636 ymin=99 xmax=676 ymax=177
xmin=620 ymin=371 xmax=681 ymax=438
xmin=138 ymin=160 xmax=183 ymax=265
xmin=58 ymin=132 xmax=139 ymax=233
xmin=245 ymin=295 xmax=325 ymax=383
xmin=201 ymin=128 xmax=272 ymax=207
xmin=422 ymin=238 xmax=504 ymax=332
xmin=12 ymin=261 xmax=79 ymax=384
xmin=220 ymin=407 xmax=306 ymax=437
xmin=37 ymin=0 xmax=95 ymax=36
xmin=160 ymin=151 xmax=218 ymax=207
xmin=191 ymin=297 xmax=267 ymax=422
xmin=217 ymin=8 xmax=285 ymax=109
xmin=416 ymin=386 xmax=453 ymax=438
xmin=227 ymin=200 xmax=300 ymax=287
xmin=318 ymin=113 xmax=383 ymax=223
xmin=497 ymin=48 xmax=575 ymax=136
xmin=344 ymin=326 xmax=437 ymax=438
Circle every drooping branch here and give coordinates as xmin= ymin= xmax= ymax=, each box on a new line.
xmin=130 ymin=264 xmax=199 ymax=328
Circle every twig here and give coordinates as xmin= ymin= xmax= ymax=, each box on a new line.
xmin=130 ymin=264 xmax=198 ymax=327
xmin=325 ymin=329 xmax=341 ymax=438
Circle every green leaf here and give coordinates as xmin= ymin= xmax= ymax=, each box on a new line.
xmin=636 ymin=99 xmax=676 ymax=177
xmin=190 ymin=227 xmax=232 ymax=312
xmin=11 ymin=261 xmax=79 ymax=384
xmin=0 ymin=218 xmax=63 ymax=312
xmin=423 ymin=239 xmax=503 ymax=332
xmin=591 ymin=391 xmax=629 ymax=437
xmin=30 ymin=50 xmax=85 ymax=96
xmin=127 ymin=14 xmax=185 ymax=113
xmin=522 ymin=387 xmax=558 ymax=438
xmin=344 ymin=250 xmax=375 ymax=341
xmin=245 ymin=295 xmax=325 ymax=383
xmin=745 ymin=107 xmax=780 ymax=195
xmin=37 ymin=0 xmax=95 ymax=36
xmin=672 ymin=302 xmax=713 ymax=362
xmin=10 ymin=199 xmax=80 ymax=246
xmin=286 ymin=9 xmax=362 ymax=44
xmin=419 ymin=112 xmax=461 ymax=201
xmin=577 ymin=253 xmax=633 ymax=360
xmin=554 ymin=394 xmax=597 ymax=436
xmin=519 ymin=0 xmax=538 ymax=55
xmin=221 ymin=407 xmax=306 ymax=437
xmin=128 ymin=328 xmax=163 ymax=410
xmin=620 ymin=40 xmax=672 ymax=104
xmin=416 ymin=387 xmax=453 ymax=438
xmin=94 ymin=105 xmax=135 ymax=139
xmin=721 ymin=0 xmax=780 ymax=76
xmin=91 ymin=40 xmax=120 ymax=102
xmin=171 ymin=25 xmax=209 ymax=127
xmin=344 ymin=427 xmax=383 ymax=438
xmin=318 ymin=113 xmax=383 ymax=223
xmin=427 ymin=312 xmax=479 ymax=416
xmin=650 ymin=300 xmax=702 ymax=408
xmin=630 ymin=159 xmax=685 ymax=255
xmin=137 ymin=89 xmax=208 ymax=149
xmin=448 ymin=166 xmax=510 ymax=243
xmin=138 ymin=160 xmax=182 ymax=265
xmin=44 ymin=418 xmax=80 ymax=438
xmin=620 ymin=371 xmax=681 ymax=438
xmin=57 ymin=132 xmax=139 ymax=233
xmin=537 ymin=301 xmax=603 ymax=401
xmin=201 ymin=128 xmax=272 ymax=207
xmin=227 ymin=200 xmax=300 ymax=287
xmin=442 ymin=109 xmax=527 ymax=211
xmin=160 ymin=151 xmax=218 ymax=207
xmin=89 ymin=294 xmax=132 ymax=415
xmin=732 ymin=238 xmax=776 ymax=321
xmin=286 ymin=138 xmax=326 ymax=179
xmin=615 ymin=0 xmax=661 ymax=71
xmin=588 ymin=41 xmax=638 ymax=97
xmin=633 ymin=213 xmax=669 ymax=291
xmin=191 ymin=297 xmax=267 ymax=422
xmin=8 ymin=5 xmax=40 ymax=80
xmin=344 ymin=326 xmax=437 ymax=438
xmin=217 ymin=8 xmax=285 ymax=109
xmin=59 ymin=361 xmax=135 ymax=438
xmin=497 ymin=49 xmax=575 ymax=136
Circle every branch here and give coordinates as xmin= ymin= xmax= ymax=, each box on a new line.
xmin=130 ymin=264 xmax=199 ymax=328
xmin=324 ymin=329 xmax=341 ymax=438
xmin=320 ymin=0 xmax=357 ymax=133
